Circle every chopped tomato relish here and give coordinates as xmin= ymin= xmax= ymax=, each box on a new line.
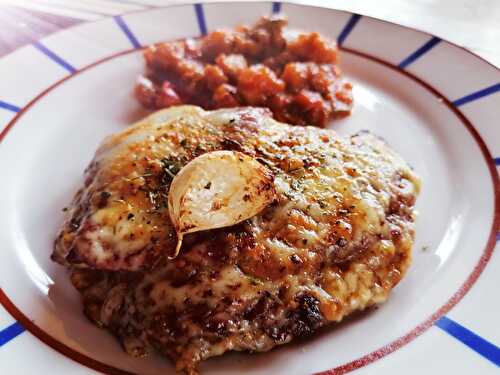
xmin=135 ymin=16 xmax=353 ymax=127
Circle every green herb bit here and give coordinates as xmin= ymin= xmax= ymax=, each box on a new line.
xmin=246 ymin=274 xmax=264 ymax=286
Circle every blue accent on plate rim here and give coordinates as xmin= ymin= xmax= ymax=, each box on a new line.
xmin=114 ymin=15 xmax=141 ymax=49
xmin=452 ymin=83 xmax=500 ymax=107
xmin=194 ymin=3 xmax=207 ymax=36
xmin=32 ymin=41 xmax=76 ymax=74
xmin=337 ymin=14 xmax=361 ymax=46
xmin=0 ymin=100 xmax=21 ymax=113
xmin=0 ymin=322 xmax=25 ymax=347
xmin=436 ymin=316 xmax=500 ymax=367
xmin=272 ymin=2 xmax=282 ymax=14
xmin=398 ymin=36 xmax=441 ymax=69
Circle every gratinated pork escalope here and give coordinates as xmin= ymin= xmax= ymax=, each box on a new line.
xmin=52 ymin=106 xmax=420 ymax=374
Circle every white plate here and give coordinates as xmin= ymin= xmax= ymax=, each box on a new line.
xmin=0 ymin=2 xmax=499 ymax=374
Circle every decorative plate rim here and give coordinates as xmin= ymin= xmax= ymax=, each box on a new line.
xmin=0 ymin=2 xmax=498 ymax=375
xmin=0 ymin=1 xmax=497 ymax=71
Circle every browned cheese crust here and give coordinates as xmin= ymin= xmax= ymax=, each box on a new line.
xmin=53 ymin=106 xmax=420 ymax=374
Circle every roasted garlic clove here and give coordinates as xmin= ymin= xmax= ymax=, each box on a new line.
xmin=168 ymin=150 xmax=275 ymax=257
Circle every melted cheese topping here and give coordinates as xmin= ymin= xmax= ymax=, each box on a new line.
xmin=54 ymin=106 xmax=419 ymax=273
xmin=55 ymin=106 xmax=420 ymax=374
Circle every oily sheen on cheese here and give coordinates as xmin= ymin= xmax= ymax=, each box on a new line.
xmin=53 ymin=106 xmax=420 ymax=374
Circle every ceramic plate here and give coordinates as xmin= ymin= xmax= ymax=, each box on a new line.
xmin=0 ymin=2 xmax=499 ymax=374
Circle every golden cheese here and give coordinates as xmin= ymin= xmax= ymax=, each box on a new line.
xmin=53 ymin=105 xmax=420 ymax=375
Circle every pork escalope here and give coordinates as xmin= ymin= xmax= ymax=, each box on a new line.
xmin=53 ymin=105 xmax=420 ymax=374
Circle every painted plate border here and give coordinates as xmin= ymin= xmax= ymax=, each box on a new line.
xmin=0 ymin=1 xmax=499 ymax=374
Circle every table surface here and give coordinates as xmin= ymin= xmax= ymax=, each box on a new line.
xmin=0 ymin=0 xmax=499 ymax=67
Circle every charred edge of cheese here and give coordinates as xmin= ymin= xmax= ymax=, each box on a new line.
xmin=168 ymin=150 xmax=275 ymax=257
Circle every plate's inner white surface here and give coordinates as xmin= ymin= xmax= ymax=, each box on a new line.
xmin=0 ymin=48 xmax=494 ymax=375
